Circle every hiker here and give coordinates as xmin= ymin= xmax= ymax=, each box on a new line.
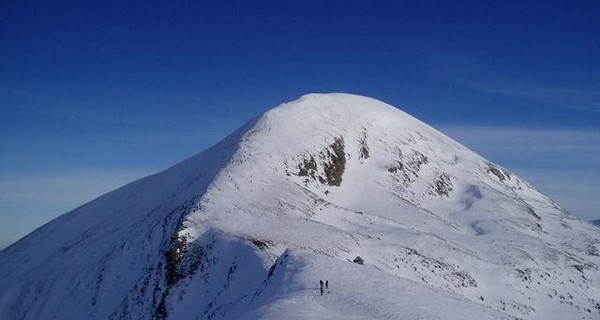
xmin=325 ymin=280 xmax=329 ymax=289
xmin=319 ymin=280 xmax=324 ymax=296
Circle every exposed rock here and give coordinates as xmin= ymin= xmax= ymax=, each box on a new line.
xmin=294 ymin=137 xmax=346 ymax=187
xmin=526 ymin=205 xmax=542 ymax=221
xmin=322 ymin=137 xmax=346 ymax=186
xmin=359 ymin=128 xmax=370 ymax=160
xmin=250 ymin=238 xmax=271 ymax=251
xmin=434 ymin=173 xmax=453 ymax=197
xmin=297 ymin=156 xmax=318 ymax=180
xmin=486 ymin=163 xmax=511 ymax=182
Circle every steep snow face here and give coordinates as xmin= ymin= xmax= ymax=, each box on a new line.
xmin=1 ymin=93 xmax=599 ymax=320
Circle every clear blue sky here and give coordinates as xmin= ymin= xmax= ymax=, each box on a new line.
xmin=1 ymin=0 xmax=599 ymax=248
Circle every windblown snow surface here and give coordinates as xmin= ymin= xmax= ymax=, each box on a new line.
xmin=1 ymin=93 xmax=599 ymax=320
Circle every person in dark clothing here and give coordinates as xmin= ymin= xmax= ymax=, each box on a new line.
xmin=325 ymin=280 xmax=329 ymax=289
xmin=319 ymin=280 xmax=324 ymax=296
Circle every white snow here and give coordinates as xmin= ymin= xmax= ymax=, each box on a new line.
xmin=0 ymin=93 xmax=599 ymax=320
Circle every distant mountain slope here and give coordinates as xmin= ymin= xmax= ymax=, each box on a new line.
xmin=1 ymin=93 xmax=598 ymax=320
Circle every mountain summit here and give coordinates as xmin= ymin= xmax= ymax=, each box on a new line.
xmin=1 ymin=93 xmax=598 ymax=320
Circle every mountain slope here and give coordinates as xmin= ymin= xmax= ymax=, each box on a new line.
xmin=1 ymin=93 xmax=598 ymax=320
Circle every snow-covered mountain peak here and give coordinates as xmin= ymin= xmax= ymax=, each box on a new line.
xmin=1 ymin=94 xmax=598 ymax=320
xmin=242 ymin=92 xmax=451 ymax=153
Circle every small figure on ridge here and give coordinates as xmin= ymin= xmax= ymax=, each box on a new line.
xmin=319 ymin=280 xmax=324 ymax=296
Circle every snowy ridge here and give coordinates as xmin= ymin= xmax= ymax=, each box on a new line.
xmin=1 ymin=93 xmax=599 ymax=320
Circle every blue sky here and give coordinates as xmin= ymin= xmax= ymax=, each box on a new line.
xmin=1 ymin=1 xmax=599 ymax=248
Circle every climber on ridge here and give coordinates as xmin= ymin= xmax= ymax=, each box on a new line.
xmin=319 ymin=280 xmax=324 ymax=296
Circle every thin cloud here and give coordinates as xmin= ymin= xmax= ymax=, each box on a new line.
xmin=424 ymin=51 xmax=600 ymax=113
xmin=518 ymin=169 xmax=599 ymax=220
xmin=0 ymin=170 xmax=151 ymax=248
xmin=438 ymin=125 xmax=600 ymax=156
xmin=0 ymin=171 xmax=149 ymax=206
